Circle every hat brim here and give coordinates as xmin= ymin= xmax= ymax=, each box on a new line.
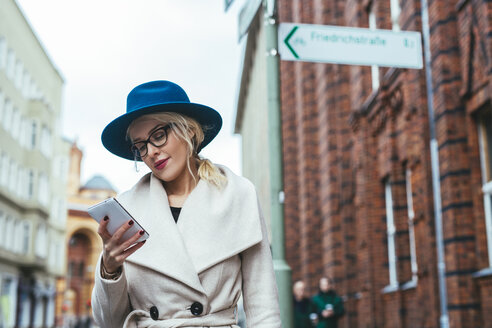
xmin=101 ymin=102 xmax=222 ymax=161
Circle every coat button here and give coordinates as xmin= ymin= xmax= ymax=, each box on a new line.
xmin=150 ymin=306 xmax=159 ymax=320
xmin=190 ymin=301 xmax=203 ymax=316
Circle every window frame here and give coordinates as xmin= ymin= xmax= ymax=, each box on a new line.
xmin=478 ymin=114 xmax=492 ymax=266
xmin=22 ymin=221 xmax=31 ymax=255
xmin=385 ymin=179 xmax=398 ymax=288
xmin=0 ymin=152 xmax=9 ymax=187
xmin=406 ymin=169 xmax=419 ymax=282
xmin=6 ymin=49 xmax=15 ymax=79
xmin=0 ymin=37 xmax=7 ymax=69
xmin=0 ymin=90 xmax=4 ymax=121
xmin=0 ymin=211 xmax=5 ymax=248
xmin=3 ymin=98 xmax=12 ymax=132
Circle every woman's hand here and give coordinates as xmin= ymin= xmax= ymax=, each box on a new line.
xmin=321 ymin=309 xmax=334 ymax=318
xmin=97 ymin=216 xmax=146 ymax=273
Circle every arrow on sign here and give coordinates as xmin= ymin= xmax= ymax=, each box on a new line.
xmin=283 ymin=26 xmax=299 ymax=59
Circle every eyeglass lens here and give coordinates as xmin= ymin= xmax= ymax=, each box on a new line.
xmin=131 ymin=125 xmax=170 ymax=158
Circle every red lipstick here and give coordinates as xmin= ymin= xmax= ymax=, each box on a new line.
xmin=154 ymin=158 xmax=169 ymax=170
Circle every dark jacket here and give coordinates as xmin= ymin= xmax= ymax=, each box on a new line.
xmin=294 ymin=297 xmax=313 ymax=328
xmin=311 ymin=290 xmax=344 ymax=328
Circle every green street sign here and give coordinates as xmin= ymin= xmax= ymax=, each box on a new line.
xmin=279 ymin=23 xmax=423 ymax=69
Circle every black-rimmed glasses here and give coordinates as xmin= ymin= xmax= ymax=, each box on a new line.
xmin=131 ymin=125 xmax=171 ymax=159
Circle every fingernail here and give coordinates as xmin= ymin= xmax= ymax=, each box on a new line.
xmin=103 ymin=217 xmax=109 ymax=221
xmin=139 ymin=230 xmax=144 ymax=235
xmin=128 ymin=220 xmax=134 ymax=226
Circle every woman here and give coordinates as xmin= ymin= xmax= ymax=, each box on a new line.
xmin=292 ymin=280 xmax=313 ymax=328
xmin=91 ymin=80 xmax=281 ymax=328
xmin=311 ymin=277 xmax=344 ymax=328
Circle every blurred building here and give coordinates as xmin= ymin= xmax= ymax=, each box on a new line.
xmin=55 ymin=143 xmax=116 ymax=327
xmin=235 ymin=0 xmax=492 ymax=327
xmin=0 ymin=0 xmax=69 ymax=327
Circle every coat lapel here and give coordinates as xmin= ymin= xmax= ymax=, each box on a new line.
xmin=118 ymin=174 xmax=205 ymax=294
xmin=177 ymin=166 xmax=263 ymax=274
xmin=117 ymin=166 xmax=263 ymax=292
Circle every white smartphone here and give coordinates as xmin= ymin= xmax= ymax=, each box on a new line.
xmin=87 ymin=197 xmax=149 ymax=243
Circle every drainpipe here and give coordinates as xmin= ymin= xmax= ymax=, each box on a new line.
xmin=420 ymin=0 xmax=449 ymax=327
xmin=263 ymin=0 xmax=294 ymax=327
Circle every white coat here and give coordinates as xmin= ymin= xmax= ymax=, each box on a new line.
xmin=91 ymin=166 xmax=281 ymax=328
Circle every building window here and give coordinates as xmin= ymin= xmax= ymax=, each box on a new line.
xmin=16 ymin=167 xmax=24 ymax=198
xmin=20 ymin=118 xmax=28 ymax=148
xmin=48 ymin=241 xmax=55 ymax=268
xmin=35 ymin=223 xmax=47 ymax=258
xmin=5 ymin=216 xmax=15 ymax=251
xmin=0 ymin=152 xmax=9 ymax=187
xmin=79 ymin=261 xmax=85 ymax=277
xmin=9 ymin=159 xmax=17 ymax=193
xmin=50 ymin=200 xmax=58 ymax=225
xmin=6 ymin=49 xmax=15 ymax=80
xmin=22 ymin=71 xmax=31 ymax=98
xmin=29 ymin=80 xmax=42 ymax=100
xmin=50 ymin=197 xmax=66 ymax=226
xmin=0 ymin=276 xmax=17 ymax=328
xmin=385 ymin=180 xmax=398 ymax=287
xmin=31 ymin=120 xmax=37 ymax=149
xmin=38 ymin=173 xmax=50 ymax=206
xmin=56 ymin=242 xmax=64 ymax=271
xmin=40 ymin=126 xmax=52 ymax=157
xmin=368 ymin=6 xmax=380 ymax=91
xmin=390 ymin=0 xmax=401 ymax=32
xmin=0 ymin=211 xmax=5 ymax=248
xmin=15 ymin=60 xmax=23 ymax=89
xmin=0 ymin=37 xmax=6 ymax=69
xmin=52 ymin=156 xmax=68 ymax=183
xmin=68 ymin=261 xmax=75 ymax=278
xmin=28 ymin=169 xmax=34 ymax=199
xmin=0 ymin=90 xmax=4 ymax=121
xmin=58 ymin=199 xmax=67 ymax=225
xmin=478 ymin=108 xmax=492 ymax=267
xmin=14 ymin=220 xmax=23 ymax=253
xmin=406 ymin=169 xmax=418 ymax=281
xmin=22 ymin=169 xmax=29 ymax=199
xmin=12 ymin=107 xmax=20 ymax=140
xmin=22 ymin=221 xmax=31 ymax=254
xmin=3 ymin=98 xmax=12 ymax=132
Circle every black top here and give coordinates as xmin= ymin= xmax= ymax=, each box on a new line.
xmin=170 ymin=206 xmax=182 ymax=223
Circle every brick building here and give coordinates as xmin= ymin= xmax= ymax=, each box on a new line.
xmin=235 ymin=0 xmax=492 ymax=327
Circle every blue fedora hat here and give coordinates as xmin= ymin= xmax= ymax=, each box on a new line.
xmin=102 ymin=80 xmax=222 ymax=160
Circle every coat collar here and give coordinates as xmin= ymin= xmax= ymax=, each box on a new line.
xmin=117 ymin=166 xmax=263 ymax=294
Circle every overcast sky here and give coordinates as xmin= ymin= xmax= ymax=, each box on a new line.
xmin=16 ymin=0 xmax=245 ymax=192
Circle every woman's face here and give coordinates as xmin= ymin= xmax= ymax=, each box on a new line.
xmin=129 ymin=118 xmax=191 ymax=184
xmin=293 ymin=281 xmax=305 ymax=300
xmin=319 ymin=277 xmax=331 ymax=292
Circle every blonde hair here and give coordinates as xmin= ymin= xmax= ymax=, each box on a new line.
xmin=127 ymin=112 xmax=227 ymax=189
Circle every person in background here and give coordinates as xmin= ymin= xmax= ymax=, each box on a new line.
xmin=311 ymin=277 xmax=344 ymax=328
xmin=293 ymin=280 xmax=313 ymax=328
